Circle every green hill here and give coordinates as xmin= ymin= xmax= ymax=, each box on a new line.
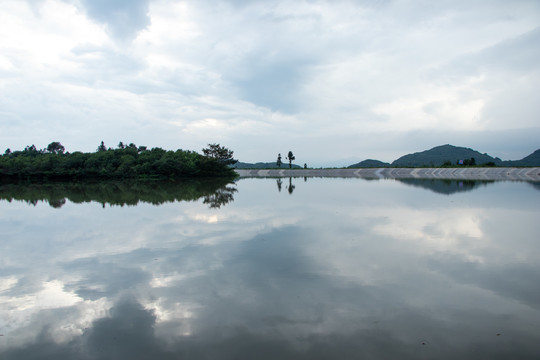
xmin=391 ymin=145 xmax=502 ymax=167
xmin=505 ymin=149 xmax=540 ymax=166
xmin=348 ymin=159 xmax=390 ymax=168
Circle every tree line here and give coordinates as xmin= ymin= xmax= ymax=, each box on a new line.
xmin=1 ymin=142 xmax=237 ymax=181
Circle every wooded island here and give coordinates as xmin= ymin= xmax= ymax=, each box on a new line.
xmin=0 ymin=142 xmax=238 ymax=181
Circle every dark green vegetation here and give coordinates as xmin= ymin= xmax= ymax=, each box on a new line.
xmin=391 ymin=145 xmax=501 ymax=167
xmin=0 ymin=179 xmax=237 ymax=208
xmin=349 ymin=144 xmax=540 ymax=168
xmin=510 ymin=149 xmax=540 ymax=166
xmin=1 ymin=142 xmax=237 ymax=181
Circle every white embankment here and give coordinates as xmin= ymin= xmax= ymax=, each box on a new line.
xmin=235 ymin=168 xmax=540 ymax=181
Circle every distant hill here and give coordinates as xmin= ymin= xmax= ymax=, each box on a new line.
xmin=233 ymin=162 xmax=302 ymax=169
xmin=239 ymin=145 xmax=540 ymax=170
xmin=391 ymin=144 xmax=502 ymax=167
xmin=348 ymin=159 xmax=390 ymax=168
xmin=505 ymin=149 xmax=540 ymax=167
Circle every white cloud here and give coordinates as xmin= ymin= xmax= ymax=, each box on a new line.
xmin=1 ymin=0 xmax=539 ymax=165
xmin=372 ymin=79 xmax=486 ymax=131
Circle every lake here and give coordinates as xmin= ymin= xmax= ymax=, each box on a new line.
xmin=1 ymin=178 xmax=539 ymax=359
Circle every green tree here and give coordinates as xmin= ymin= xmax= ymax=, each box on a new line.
xmin=277 ymin=153 xmax=282 ymax=167
xmin=286 ymin=151 xmax=295 ymax=168
xmin=24 ymin=145 xmax=38 ymax=153
xmin=97 ymin=141 xmax=107 ymax=152
xmin=46 ymin=141 xmax=65 ymax=154
xmin=202 ymin=144 xmax=238 ymax=165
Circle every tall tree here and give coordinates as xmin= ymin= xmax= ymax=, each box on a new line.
xmin=277 ymin=153 xmax=282 ymax=167
xmin=202 ymin=144 xmax=238 ymax=165
xmin=286 ymin=151 xmax=295 ymax=168
xmin=46 ymin=141 xmax=65 ymax=154
xmin=97 ymin=141 xmax=107 ymax=152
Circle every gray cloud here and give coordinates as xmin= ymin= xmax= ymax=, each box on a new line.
xmin=427 ymin=254 xmax=540 ymax=310
xmin=234 ymin=60 xmax=310 ymax=113
xmin=78 ymin=0 xmax=150 ymax=40
xmin=1 ymin=0 xmax=540 ymax=165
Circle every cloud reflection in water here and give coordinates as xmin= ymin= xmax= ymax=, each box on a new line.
xmin=1 ymin=178 xmax=539 ymax=359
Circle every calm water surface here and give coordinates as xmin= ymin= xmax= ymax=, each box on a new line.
xmin=1 ymin=178 xmax=539 ymax=359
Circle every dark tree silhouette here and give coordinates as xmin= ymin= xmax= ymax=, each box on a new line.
xmin=202 ymin=144 xmax=237 ymax=165
xmin=97 ymin=141 xmax=107 ymax=152
xmin=286 ymin=151 xmax=295 ymax=168
xmin=46 ymin=141 xmax=65 ymax=154
xmin=277 ymin=153 xmax=282 ymax=167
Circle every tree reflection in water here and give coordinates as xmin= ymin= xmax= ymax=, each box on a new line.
xmin=287 ymin=177 xmax=295 ymax=194
xmin=203 ymin=185 xmax=238 ymax=208
xmin=0 ymin=179 xmax=237 ymax=209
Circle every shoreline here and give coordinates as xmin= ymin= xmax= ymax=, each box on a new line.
xmin=235 ymin=167 xmax=540 ymax=181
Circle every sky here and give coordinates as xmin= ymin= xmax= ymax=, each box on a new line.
xmin=1 ymin=0 xmax=539 ymax=167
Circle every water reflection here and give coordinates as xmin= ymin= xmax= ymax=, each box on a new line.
xmin=397 ymin=178 xmax=494 ymax=194
xmin=276 ymin=177 xmax=297 ymax=194
xmin=1 ymin=178 xmax=539 ymax=359
xmin=277 ymin=178 xmax=283 ymax=192
xmin=203 ymin=185 xmax=238 ymax=208
xmin=273 ymin=177 xmax=508 ymax=196
xmin=0 ymin=179 xmax=237 ymax=208
xmin=287 ymin=177 xmax=295 ymax=194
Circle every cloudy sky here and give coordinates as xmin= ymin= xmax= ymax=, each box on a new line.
xmin=1 ymin=0 xmax=539 ymax=166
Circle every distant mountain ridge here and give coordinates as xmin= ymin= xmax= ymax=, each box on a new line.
xmin=391 ymin=144 xmax=501 ymax=167
xmin=505 ymin=149 xmax=540 ymax=166
xmin=235 ymin=145 xmax=540 ymax=169
xmin=348 ymin=144 xmax=540 ymax=168
xmin=347 ymin=159 xmax=390 ymax=168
